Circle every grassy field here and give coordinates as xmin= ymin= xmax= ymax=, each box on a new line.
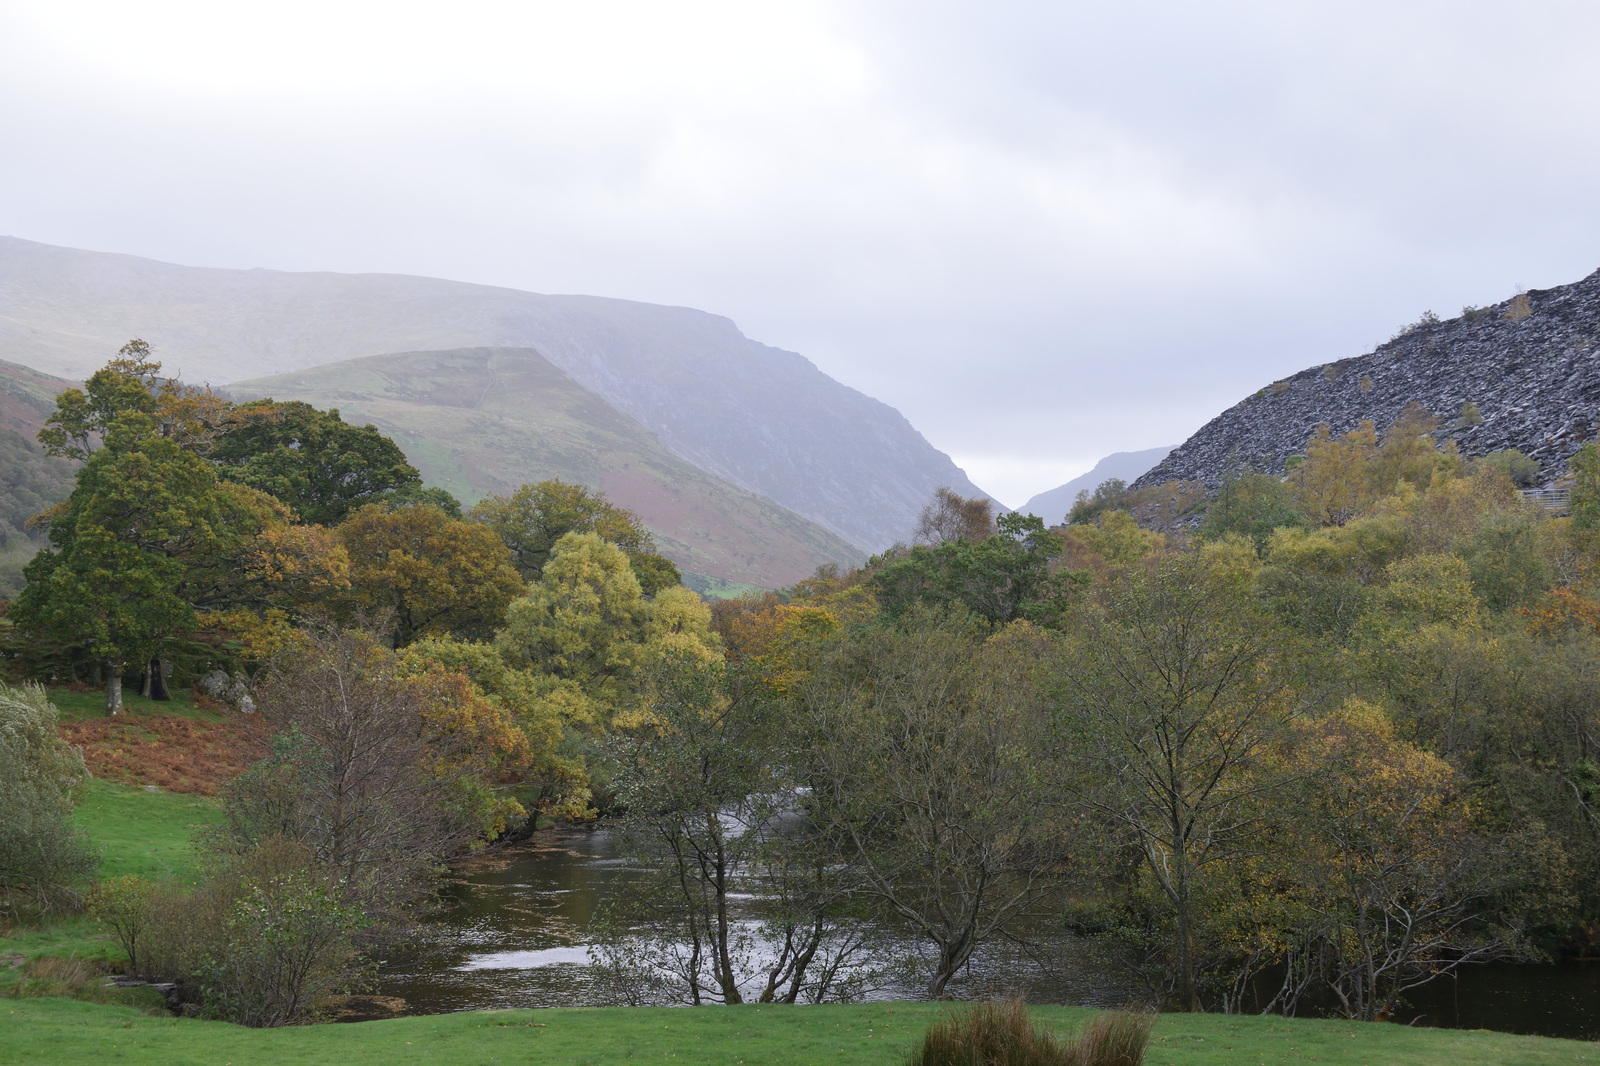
xmin=76 ymin=777 xmax=221 ymax=883
xmin=0 ymin=778 xmax=220 ymax=988
xmin=2 ymin=997 xmax=1597 ymax=1065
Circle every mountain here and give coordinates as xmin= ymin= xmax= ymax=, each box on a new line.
xmin=1016 ymin=447 xmax=1175 ymax=524
xmin=1136 ymin=270 xmax=1600 ymax=490
xmin=228 ymin=348 xmax=864 ymax=591
xmin=0 ymin=236 xmax=987 ymax=550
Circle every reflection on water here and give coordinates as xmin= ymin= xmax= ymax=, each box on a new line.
xmin=371 ymin=826 xmax=1600 ymax=1039
xmin=373 ymin=827 xmax=637 ymax=1014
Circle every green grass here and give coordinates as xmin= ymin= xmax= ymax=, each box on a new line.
xmin=75 ymin=779 xmax=221 ymax=884
xmin=0 ymin=781 xmax=222 ymax=985
xmin=47 ymin=686 xmax=223 ymax=724
xmin=0 ymin=999 xmax=1595 ymax=1065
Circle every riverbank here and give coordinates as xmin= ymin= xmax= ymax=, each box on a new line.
xmin=4 ymin=997 xmax=1598 ymax=1065
xmin=3 ymin=730 xmax=1597 ymax=1063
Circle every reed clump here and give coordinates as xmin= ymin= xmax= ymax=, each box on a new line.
xmin=906 ymin=999 xmax=1153 ymax=1066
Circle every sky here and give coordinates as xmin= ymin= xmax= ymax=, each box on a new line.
xmin=2 ymin=1 xmax=1599 ymax=508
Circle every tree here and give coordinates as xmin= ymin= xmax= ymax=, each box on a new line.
xmin=494 ymin=531 xmax=654 ymax=718
xmin=871 ymin=512 xmax=1081 ymax=626
xmin=468 ymin=480 xmax=681 ymax=593
xmin=794 ymin=608 xmax=1069 ymax=996
xmin=1057 ymin=543 xmax=1306 ymax=1010
xmin=36 ymin=340 xmax=162 ymax=462
xmin=1290 ymin=702 xmax=1542 ymax=1020
xmin=1198 ymin=471 xmax=1307 ymax=553
xmin=337 ymin=501 xmax=524 ymax=648
xmin=1291 ymin=422 xmax=1380 ymax=526
xmin=1067 ymin=479 xmax=1130 ymax=526
xmin=598 ymin=649 xmax=877 ymax=1005
xmin=0 ymin=684 xmax=97 ymax=916
xmin=601 ymin=651 xmax=769 ymax=1005
xmin=912 ymin=487 xmax=996 ymax=544
xmin=1571 ymin=442 xmax=1600 ymax=530
xmin=211 ymin=400 xmax=422 ymax=526
xmin=14 ymin=413 xmax=285 ymax=711
xmin=214 ymin=629 xmax=513 ymax=923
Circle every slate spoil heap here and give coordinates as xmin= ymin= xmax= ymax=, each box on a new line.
xmin=1136 ymin=269 xmax=1600 ymax=490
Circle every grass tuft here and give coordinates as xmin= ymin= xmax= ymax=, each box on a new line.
xmin=906 ymin=1000 xmax=1151 ymax=1066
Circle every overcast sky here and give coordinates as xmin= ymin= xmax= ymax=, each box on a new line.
xmin=3 ymin=1 xmax=1599 ymax=506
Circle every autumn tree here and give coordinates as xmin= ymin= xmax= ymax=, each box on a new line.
xmin=468 ymin=480 xmax=680 ymax=593
xmin=1057 ymin=542 xmax=1308 ymax=1010
xmin=336 ymin=501 xmax=524 ymax=648
xmin=1287 ymin=702 xmax=1547 ymax=1020
xmin=1067 ymin=479 xmax=1130 ymax=525
xmin=912 ymin=486 xmax=996 ymax=544
xmin=494 ymin=532 xmax=717 ymax=725
xmin=1197 ymin=471 xmax=1307 ymax=553
xmin=214 ymin=628 xmax=522 ymax=923
xmin=1291 ymin=421 xmax=1380 ymax=526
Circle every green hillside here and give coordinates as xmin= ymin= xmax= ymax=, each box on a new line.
xmin=228 ymin=347 xmax=865 ymax=589
xmin=0 ymin=359 xmax=78 ymax=594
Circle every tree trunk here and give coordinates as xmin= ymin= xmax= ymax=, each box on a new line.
xmin=145 ymin=658 xmax=171 ymax=701
xmin=104 ymin=663 xmax=123 ymax=715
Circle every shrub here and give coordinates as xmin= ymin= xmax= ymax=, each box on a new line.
xmin=906 ymin=1001 xmax=1153 ymax=1066
xmin=0 ymin=683 xmax=98 ymax=916
xmin=142 ymin=837 xmax=369 ymax=1026
xmin=86 ymin=875 xmax=155 ymax=977
xmin=213 ymin=628 xmax=492 ymax=926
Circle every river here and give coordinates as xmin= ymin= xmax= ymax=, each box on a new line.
xmin=364 ymin=827 xmax=1600 ymax=1039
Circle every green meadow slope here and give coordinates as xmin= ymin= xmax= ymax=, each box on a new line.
xmin=228 ymin=348 xmax=865 ymax=589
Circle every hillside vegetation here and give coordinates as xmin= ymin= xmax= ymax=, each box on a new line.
xmin=226 ymin=347 xmax=864 ymax=589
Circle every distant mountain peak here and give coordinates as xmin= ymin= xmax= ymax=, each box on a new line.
xmin=1018 ymin=447 xmax=1175 ymax=524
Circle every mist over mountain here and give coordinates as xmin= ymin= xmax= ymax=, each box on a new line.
xmin=1136 ymin=268 xmax=1600 ymax=491
xmin=1016 ymin=447 xmax=1174 ymax=524
xmin=0 ymin=236 xmax=987 ymax=551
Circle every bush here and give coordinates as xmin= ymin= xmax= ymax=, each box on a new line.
xmin=142 ymin=837 xmax=369 ymax=1026
xmin=907 ymin=1001 xmax=1153 ymax=1066
xmin=0 ymin=683 xmax=98 ymax=916
xmin=86 ymin=875 xmax=155 ymax=977
xmin=212 ymin=629 xmax=489 ymax=926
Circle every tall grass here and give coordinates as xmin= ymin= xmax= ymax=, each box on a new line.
xmin=907 ymin=1000 xmax=1153 ymax=1066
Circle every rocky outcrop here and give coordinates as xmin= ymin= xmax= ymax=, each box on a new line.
xmin=1135 ymin=269 xmax=1600 ymax=490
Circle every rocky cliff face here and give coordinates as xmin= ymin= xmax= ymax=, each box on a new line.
xmin=1136 ymin=269 xmax=1600 ymax=490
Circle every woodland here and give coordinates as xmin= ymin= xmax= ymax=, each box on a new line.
xmin=4 ymin=342 xmax=1600 ymax=1038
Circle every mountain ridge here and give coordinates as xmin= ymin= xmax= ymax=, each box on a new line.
xmin=0 ymin=236 xmax=986 ymax=550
